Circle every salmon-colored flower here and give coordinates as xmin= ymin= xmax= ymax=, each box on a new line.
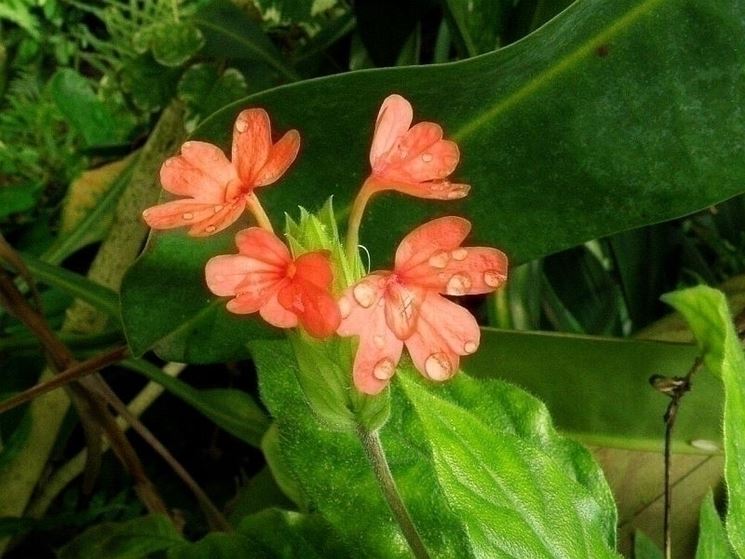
xmin=366 ymin=94 xmax=469 ymax=200
xmin=205 ymin=228 xmax=340 ymax=338
xmin=338 ymin=216 xmax=507 ymax=394
xmin=143 ymin=109 xmax=300 ymax=236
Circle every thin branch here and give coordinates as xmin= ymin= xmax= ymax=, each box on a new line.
xmin=0 ymin=347 xmax=129 ymax=415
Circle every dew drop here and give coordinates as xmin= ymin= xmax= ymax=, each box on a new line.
xmin=338 ymin=297 xmax=352 ymax=318
xmin=206 ymin=225 xmax=217 ymax=233
xmin=373 ymin=334 xmax=385 ymax=348
xmin=451 ymin=248 xmax=468 ymax=261
xmin=183 ymin=141 xmax=193 ymax=149
xmin=353 ymin=282 xmax=377 ymax=308
xmin=446 ymin=273 xmax=471 ymax=296
xmin=182 ymin=212 xmax=194 ymax=220
xmin=484 ymin=270 xmax=505 ymax=288
xmin=428 ymin=250 xmax=449 ymax=269
xmin=421 ymin=152 xmax=433 ymax=162
xmin=213 ymin=205 xmax=224 ymax=213
xmin=142 ymin=209 xmax=151 ymax=217
xmin=689 ymin=439 xmax=720 ymax=452
xmin=464 ymin=341 xmax=477 ymax=354
xmin=163 ymin=158 xmax=175 ymax=167
xmin=373 ymin=358 xmax=396 ymax=381
xmin=424 ymin=352 xmax=452 ymax=381
xmin=235 ymin=119 xmax=248 ymax=133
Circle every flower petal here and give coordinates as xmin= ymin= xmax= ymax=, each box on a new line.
xmin=440 ymin=247 xmax=508 ymax=295
xmin=187 ymin=198 xmax=247 ymax=237
xmin=232 ymin=108 xmax=271 ymax=186
xmin=142 ymin=200 xmax=223 ymax=230
xmin=294 ymin=250 xmax=333 ymax=290
xmin=369 ymin=94 xmax=413 ymax=168
xmin=395 ymin=136 xmax=460 ymax=183
xmin=260 ymin=291 xmax=298 ymax=329
xmin=205 ymin=254 xmax=283 ymax=297
xmin=254 ymin=129 xmax=300 ymax=188
xmin=383 ymin=281 xmax=424 ymax=340
xmin=395 ymin=216 xmax=471 ymax=274
xmin=404 ymin=292 xmax=480 ymax=382
xmin=337 ymin=274 xmax=387 ymax=336
xmin=234 ymin=227 xmax=291 ymax=266
xmin=337 ymin=288 xmax=403 ymax=394
xmin=159 ymin=141 xmax=235 ymax=202
xmin=277 ymin=280 xmax=340 ymax=338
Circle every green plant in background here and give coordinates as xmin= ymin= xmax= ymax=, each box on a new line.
xmin=1 ymin=0 xmax=745 ymax=557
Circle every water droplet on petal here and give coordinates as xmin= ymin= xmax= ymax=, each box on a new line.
xmin=338 ymin=297 xmax=352 ymax=318
xmin=182 ymin=212 xmax=194 ymax=220
xmin=353 ymin=282 xmax=377 ymax=308
xmin=424 ymin=352 xmax=452 ymax=381
xmin=421 ymin=153 xmax=433 ymax=162
xmin=373 ymin=334 xmax=385 ymax=348
xmin=163 ymin=159 xmax=174 ymax=167
xmin=451 ymin=248 xmax=468 ymax=261
xmin=428 ymin=250 xmax=449 ymax=268
xmin=446 ymin=273 xmax=471 ymax=296
xmin=236 ymin=119 xmax=248 ymax=133
xmin=483 ymin=270 xmax=505 ymax=288
xmin=142 ymin=209 xmax=151 ymax=217
xmin=213 ymin=205 xmax=224 ymax=213
xmin=373 ymin=358 xmax=396 ymax=381
xmin=464 ymin=341 xmax=477 ymax=354
xmin=183 ymin=141 xmax=193 ymax=149
xmin=429 ymin=181 xmax=447 ymax=193
xmin=206 ymin=225 xmax=217 ymax=233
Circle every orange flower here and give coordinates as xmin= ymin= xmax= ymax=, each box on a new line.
xmin=338 ymin=216 xmax=507 ymax=394
xmin=143 ymin=109 xmax=299 ymax=236
xmin=205 ymin=228 xmax=340 ymax=338
xmin=366 ymin=94 xmax=469 ymax=200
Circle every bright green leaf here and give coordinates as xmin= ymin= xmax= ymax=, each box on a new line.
xmin=58 ymin=514 xmax=184 ymax=559
xmin=121 ymin=359 xmax=269 ymax=447
xmin=695 ymin=490 xmax=735 ymax=559
xmin=662 ymin=286 xmax=745 ymax=556
xmin=398 ymin=369 xmax=619 ymax=558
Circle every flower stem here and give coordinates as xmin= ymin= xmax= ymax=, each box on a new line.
xmin=356 ymin=426 xmax=430 ymax=559
xmin=246 ymin=193 xmax=274 ymax=232
xmin=345 ymin=179 xmax=374 ymax=262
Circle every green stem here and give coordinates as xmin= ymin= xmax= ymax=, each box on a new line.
xmin=246 ymin=193 xmax=274 ymax=233
xmin=345 ymin=180 xmax=374 ymax=262
xmin=356 ymin=426 xmax=430 ymax=559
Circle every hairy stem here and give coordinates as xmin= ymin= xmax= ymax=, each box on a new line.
xmin=356 ymin=426 xmax=430 ymax=559
xmin=345 ymin=179 xmax=374 ymax=262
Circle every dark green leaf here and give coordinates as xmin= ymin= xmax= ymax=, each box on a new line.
xmin=178 ymin=65 xmax=248 ymax=131
xmin=58 ymin=514 xmax=183 ymax=559
xmin=695 ymin=490 xmax=735 ymax=559
xmin=0 ymin=184 xmax=39 ymax=220
xmin=662 ymin=286 xmax=745 ymax=556
xmin=50 ymin=69 xmax=136 ymax=147
xmin=122 ymin=0 xmax=745 ymax=363
xmin=226 ymin=467 xmax=295 ymax=524
xmin=121 ymin=359 xmax=269 ymax=447
xmin=443 ymin=0 xmax=502 ymax=56
xmin=121 ymin=54 xmax=181 ymax=113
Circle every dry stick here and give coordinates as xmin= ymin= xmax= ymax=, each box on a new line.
xmin=0 ymin=347 xmax=129 ymax=415
xmin=0 ymin=267 xmax=170 ymax=517
xmin=651 ymin=307 xmax=745 ymax=559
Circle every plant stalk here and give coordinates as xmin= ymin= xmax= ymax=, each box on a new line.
xmin=356 ymin=426 xmax=430 ymax=559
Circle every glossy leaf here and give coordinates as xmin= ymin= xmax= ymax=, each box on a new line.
xmin=662 ymin=286 xmax=745 ymax=556
xmin=633 ymin=531 xmax=663 ymax=559
xmin=465 ymin=328 xmax=720 ymax=453
xmin=121 ymin=359 xmax=269 ymax=447
xmin=122 ymin=0 xmax=745 ymax=363
xmin=398 ymin=370 xmax=619 ymax=558
xmin=695 ymin=491 xmax=735 ymax=559
xmin=58 ymin=514 xmax=183 ymax=559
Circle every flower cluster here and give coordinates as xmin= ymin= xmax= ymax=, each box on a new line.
xmin=143 ymin=94 xmax=508 ymax=394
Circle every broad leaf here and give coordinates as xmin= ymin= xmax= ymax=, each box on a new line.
xmin=633 ymin=531 xmax=662 ymax=559
xmin=662 ymin=286 xmax=745 ymax=556
xmin=695 ymin=491 xmax=735 ymax=559
xmin=122 ymin=0 xmax=745 ymax=362
xmin=58 ymin=514 xmax=183 ymax=559
xmin=252 ymin=338 xmax=619 ymax=558
xmin=397 ymin=369 xmax=619 ymax=558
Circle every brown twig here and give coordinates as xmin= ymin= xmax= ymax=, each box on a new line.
xmin=0 ymin=347 xmax=129 ymax=415
xmin=650 ymin=306 xmax=745 ymax=559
